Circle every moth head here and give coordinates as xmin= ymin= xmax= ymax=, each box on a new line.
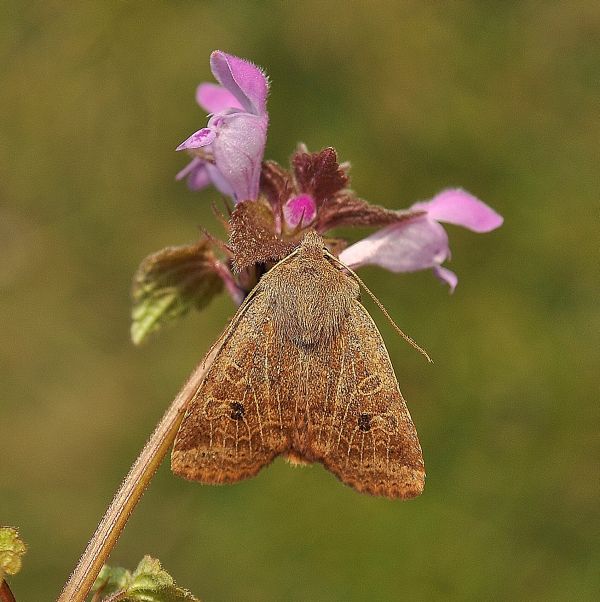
xmin=298 ymin=230 xmax=327 ymax=259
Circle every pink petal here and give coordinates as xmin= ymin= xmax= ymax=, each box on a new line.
xmin=175 ymin=127 xmax=216 ymax=151
xmin=175 ymin=157 xmax=234 ymax=194
xmin=196 ymin=83 xmax=244 ymax=113
xmin=205 ymin=163 xmax=235 ymax=197
xmin=176 ymin=156 xmax=203 ymax=181
xmin=283 ymin=194 xmax=317 ymax=228
xmin=188 ymin=167 xmax=211 ymax=191
xmin=211 ymin=112 xmax=268 ymax=202
xmin=412 ymin=188 xmax=503 ymax=233
xmin=176 ymin=157 xmax=211 ymax=191
xmin=339 ymin=216 xmax=450 ymax=273
xmin=210 ymin=51 xmax=268 ymax=116
xmin=433 ymin=266 xmax=458 ymax=293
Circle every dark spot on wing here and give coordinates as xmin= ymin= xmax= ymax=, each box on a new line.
xmin=358 ymin=413 xmax=371 ymax=432
xmin=230 ymin=401 xmax=245 ymax=420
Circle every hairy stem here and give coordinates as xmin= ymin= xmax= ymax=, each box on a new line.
xmin=57 ymin=345 xmax=221 ymax=602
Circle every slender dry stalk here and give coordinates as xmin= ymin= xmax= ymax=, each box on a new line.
xmin=57 ymin=344 xmax=221 ymax=602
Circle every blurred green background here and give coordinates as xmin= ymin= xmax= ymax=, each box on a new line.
xmin=2 ymin=1 xmax=598 ymax=600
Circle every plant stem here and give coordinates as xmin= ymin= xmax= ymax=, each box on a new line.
xmin=57 ymin=345 xmax=221 ymax=602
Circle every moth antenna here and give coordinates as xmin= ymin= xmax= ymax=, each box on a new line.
xmin=326 ymin=251 xmax=433 ymax=363
xmin=354 ymin=272 xmax=432 ymax=363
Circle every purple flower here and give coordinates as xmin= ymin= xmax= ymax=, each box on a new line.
xmin=176 ymin=51 xmax=269 ymax=202
xmin=339 ymin=189 xmax=503 ymax=292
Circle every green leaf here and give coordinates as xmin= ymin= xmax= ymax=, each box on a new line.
xmin=91 ymin=556 xmax=200 ymax=601
xmin=0 ymin=526 xmax=27 ymax=581
xmin=131 ymin=239 xmax=224 ymax=345
xmin=92 ymin=564 xmax=132 ymax=598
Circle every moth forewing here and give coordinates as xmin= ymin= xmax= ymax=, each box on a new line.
xmin=171 ymin=230 xmax=425 ymax=499
xmin=171 ymin=289 xmax=291 ymax=483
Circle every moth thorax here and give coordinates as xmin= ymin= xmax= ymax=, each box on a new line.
xmin=297 ymin=230 xmax=326 ymax=259
xmin=275 ymin=306 xmax=346 ymax=348
xmin=270 ymin=271 xmax=355 ymax=347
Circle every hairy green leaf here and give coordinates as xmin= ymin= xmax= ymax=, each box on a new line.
xmin=131 ymin=239 xmax=224 ymax=345
xmin=91 ymin=556 xmax=200 ymax=601
xmin=92 ymin=564 xmax=131 ymax=598
xmin=0 ymin=526 xmax=26 ymax=581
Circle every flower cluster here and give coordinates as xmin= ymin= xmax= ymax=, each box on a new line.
xmin=131 ymin=51 xmax=502 ymax=343
xmin=175 ymin=51 xmax=268 ymax=202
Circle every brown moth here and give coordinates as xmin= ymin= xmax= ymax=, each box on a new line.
xmin=171 ymin=231 xmax=426 ymax=499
